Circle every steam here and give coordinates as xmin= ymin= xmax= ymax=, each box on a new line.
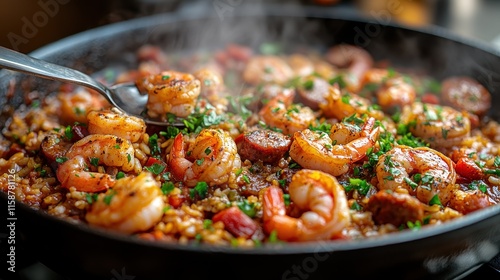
xmin=142 ymin=0 xmax=321 ymax=56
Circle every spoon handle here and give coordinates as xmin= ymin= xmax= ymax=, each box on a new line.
xmin=0 ymin=46 xmax=115 ymax=105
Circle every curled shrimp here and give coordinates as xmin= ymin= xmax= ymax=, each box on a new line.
xmin=325 ymin=44 xmax=373 ymax=93
xmin=262 ymin=169 xmax=351 ymax=241
xmin=56 ymin=134 xmax=135 ymax=192
xmin=143 ymin=71 xmax=201 ymax=119
xmin=193 ymin=66 xmax=224 ymax=96
xmin=319 ymin=84 xmax=385 ymax=121
xmin=376 ymin=76 xmax=416 ymax=113
xmin=400 ymin=102 xmax=471 ymax=148
xmin=287 ymin=54 xmax=314 ymax=78
xmin=259 ymin=89 xmax=316 ymax=135
xmin=168 ymin=129 xmax=242 ymax=187
xmin=58 ymin=89 xmax=108 ymax=125
xmin=242 ymin=55 xmax=294 ymax=85
xmin=85 ymin=172 xmax=165 ymax=234
xmin=376 ymin=145 xmax=457 ymax=205
xmin=289 ymin=117 xmax=380 ymax=176
xmin=87 ymin=108 xmax=146 ymax=142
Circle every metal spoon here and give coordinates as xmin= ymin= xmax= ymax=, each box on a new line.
xmin=0 ymin=46 xmax=182 ymax=127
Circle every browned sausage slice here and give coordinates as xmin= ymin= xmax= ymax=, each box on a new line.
xmin=296 ymin=76 xmax=330 ymax=110
xmin=366 ymin=190 xmax=424 ymax=226
xmin=449 ymin=189 xmax=491 ymax=214
xmin=40 ymin=134 xmax=71 ymax=162
xmin=235 ymin=130 xmax=291 ymax=164
xmin=441 ymin=77 xmax=491 ymax=117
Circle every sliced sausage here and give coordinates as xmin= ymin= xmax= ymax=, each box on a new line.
xmin=40 ymin=134 xmax=71 ymax=162
xmin=449 ymin=189 xmax=491 ymax=214
xmin=441 ymin=77 xmax=491 ymax=117
xmin=296 ymin=76 xmax=330 ymax=110
xmin=235 ymin=130 xmax=292 ymax=164
xmin=366 ymin=190 xmax=424 ymax=226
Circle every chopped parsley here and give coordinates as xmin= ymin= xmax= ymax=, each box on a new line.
xmin=55 ymin=157 xmax=68 ymax=163
xmin=148 ymin=134 xmax=161 ymax=156
xmin=350 ymin=201 xmax=362 ymax=211
xmin=242 ymin=174 xmax=251 ymax=184
xmin=283 ymin=194 xmax=291 ymax=206
xmin=344 ymin=178 xmax=371 ymax=196
xmin=103 ymin=191 xmax=116 ymax=205
xmin=309 ymin=122 xmax=332 ymax=134
xmin=429 ymin=194 xmax=442 ymax=206
xmin=328 ymin=75 xmax=347 ymax=88
xmin=407 ymin=220 xmax=422 ymax=231
xmin=203 ymin=219 xmax=213 ymax=230
xmin=237 ymin=200 xmax=257 ymax=218
xmin=85 ymin=193 xmax=98 ymax=204
xmin=494 ymin=156 xmax=500 ymax=168
xmin=195 ymin=158 xmax=205 ymax=166
xmin=145 ymin=163 xmax=165 ymax=175
xmin=341 ymin=94 xmax=351 ymax=104
xmin=268 ymin=230 xmax=280 ymax=243
xmin=183 ymin=110 xmax=224 ymax=134
xmin=161 ymin=181 xmax=175 ymax=195
xmin=468 ymin=180 xmax=488 ymax=193
xmin=404 ymin=177 xmax=419 ymax=190
xmin=189 ymin=181 xmax=208 ymax=199
xmin=116 ymin=171 xmax=125 ymax=179
xmin=160 ymin=126 xmax=182 ymax=139
xmin=303 ymin=80 xmax=314 ymax=90
xmin=89 ymin=157 xmax=99 ymax=167
xmin=226 ymin=95 xmax=252 ymax=121
xmin=64 ymin=125 xmax=74 ymax=140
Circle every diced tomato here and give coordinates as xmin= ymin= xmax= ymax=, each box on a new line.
xmin=145 ymin=156 xmax=163 ymax=167
xmin=421 ymin=93 xmax=440 ymax=104
xmin=212 ymin=206 xmax=258 ymax=238
xmin=455 ymin=157 xmax=483 ymax=181
xmin=168 ymin=195 xmax=185 ymax=208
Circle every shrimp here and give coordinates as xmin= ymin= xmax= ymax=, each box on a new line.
xmin=262 ymin=169 xmax=351 ymax=241
xmin=193 ymin=66 xmax=228 ymax=111
xmin=142 ymin=71 xmax=201 ymax=119
xmin=325 ymin=44 xmax=373 ymax=93
xmin=242 ymin=55 xmax=294 ymax=85
xmin=289 ymin=117 xmax=380 ymax=176
xmin=168 ymin=129 xmax=242 ymax=187
xmin=287 ymin=54 xmax=314 ymax=78
xmin=87 ymin=108 xmax=146 ymax=142
xmin=319 ymin=84 xmax=385 ymax=121
xmin=58 ymin=89 xmax=108 ymax=125
xmin=56 ymin=134 xmax=135 ymax=192
xmin=376 ymin=77 xmax=416 ymax=113
xmin=193 ymin=66 xmax=224 ymax=95
xmin=399 ymin=102 xmax=471 ymax=148
xmin=259 ymin=89 xmax=316 ymax=135
xmin=85 ymin=172 xmax=165 ymax=234
xmin=376 ymin=145 xmax=457 ymax=205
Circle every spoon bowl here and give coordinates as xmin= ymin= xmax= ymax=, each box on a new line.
xmin=0 ymin=46 xmax=182 ymax=127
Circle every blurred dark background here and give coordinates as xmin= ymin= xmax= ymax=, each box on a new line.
xmin=1 ymin=0 xmax=500 ymax=279
xmin=1 ymin=0 xmax=500 ymax=54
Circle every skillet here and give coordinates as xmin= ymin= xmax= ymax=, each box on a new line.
xmin=1 ymin=4 xmax=500 ymax=280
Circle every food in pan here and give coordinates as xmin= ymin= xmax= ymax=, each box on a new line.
xmin=1 ymin=43 xmax=498 ymax=246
